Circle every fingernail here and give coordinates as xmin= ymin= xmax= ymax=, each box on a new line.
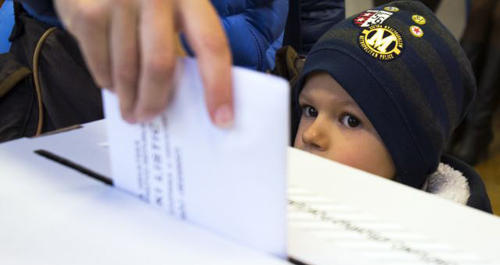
xmin=214 ymin=105 xmax=234 ymax=129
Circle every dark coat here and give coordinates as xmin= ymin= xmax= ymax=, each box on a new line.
xmin=284 ymin=0 xmax=345 ymax=56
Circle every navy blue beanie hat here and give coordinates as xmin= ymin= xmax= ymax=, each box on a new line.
xmin=294 ymin=1 xmax=476 ymax=188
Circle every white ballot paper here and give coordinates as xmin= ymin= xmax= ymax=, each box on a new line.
xmin=103 ymin=58 xmax=289 ymax=258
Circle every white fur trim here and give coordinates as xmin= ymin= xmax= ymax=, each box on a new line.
xmin=424 ymin=163 xmax=470 ymax=205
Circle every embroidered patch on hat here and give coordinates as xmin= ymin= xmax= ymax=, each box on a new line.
xmin=352 ymin=10 xmax=393 ymax=28
xmin=412 ymin=15 xmax=426 ymax=25
xmin=410 ymin=25 xmax=424 ymax=37
xmin=358 ymin=24 xmax=404 ymax=61
xmin=384 ymin=6 xmax=400 ymax=12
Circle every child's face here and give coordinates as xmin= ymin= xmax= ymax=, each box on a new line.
xmin=294 ymin=72 xmax=396 ymax=179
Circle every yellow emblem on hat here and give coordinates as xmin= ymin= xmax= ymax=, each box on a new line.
xmin=384 ymin=6 xmax=400 ymax=12
xmin=358 ymin=24 xmax=404 ymax=61
xmin=412 ymin=15 xmax=426 ymax=25
xmin=410 ymin=25 xmax=424 ymax=38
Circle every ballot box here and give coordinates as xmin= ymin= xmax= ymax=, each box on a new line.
xmin=2 ymin=120 xmax=500 ymax=265
xmin=2 ymin=58 xmax=500 ymax=265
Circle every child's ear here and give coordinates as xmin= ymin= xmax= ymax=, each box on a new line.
xmin=272 ymin=46 xmax=305 ymax=86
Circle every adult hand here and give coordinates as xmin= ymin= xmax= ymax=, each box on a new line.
xmin=54 ymin=0 xmax=234 ymax=127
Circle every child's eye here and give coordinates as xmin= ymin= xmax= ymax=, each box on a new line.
xmin=302 ymin=105 xmax=318 ymax=117
xmin=341 ymin=114 xmax=361 ymax=128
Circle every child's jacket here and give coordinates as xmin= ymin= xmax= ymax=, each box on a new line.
xmin=426 ymin=154 xmax=492 ymax=213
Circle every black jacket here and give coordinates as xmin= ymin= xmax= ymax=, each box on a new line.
xmin=284 ymin=0 xmax=345 ymax=56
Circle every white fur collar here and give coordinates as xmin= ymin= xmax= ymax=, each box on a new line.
xmin=422 ymin=163 xmax=470 ymax=205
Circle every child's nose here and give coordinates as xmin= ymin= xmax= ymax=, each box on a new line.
xmin=302 ymin=120 xmax=329 ymax=151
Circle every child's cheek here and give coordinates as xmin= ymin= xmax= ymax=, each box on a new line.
xmin=330 ymin=138 xmax=393 ymax=179
xmin=328 ymin=141 xmax=367 ymax=169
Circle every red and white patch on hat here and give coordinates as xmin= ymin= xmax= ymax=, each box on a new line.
xmin=353 ymin=10 xmax=393 ymax=28
xmin=410 ymin=25 xmax=424 ymax=38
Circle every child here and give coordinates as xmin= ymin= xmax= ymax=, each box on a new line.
xmin=289 ymin=1 xmax=492 ymax=212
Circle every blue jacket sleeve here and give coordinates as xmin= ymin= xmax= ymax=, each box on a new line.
xmin=0 ymin=0 xmax=15 ymax=52
xmin=218 ymin=0 xmax=288 ymax=71
xmin=185 ymin=0 xmax=288 ymax=72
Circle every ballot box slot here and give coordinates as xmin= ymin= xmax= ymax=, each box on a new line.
xmin=287 ymin=257 xmax=308 ymax=265
xmin=34 ymin=149 xmax=114 ymax=186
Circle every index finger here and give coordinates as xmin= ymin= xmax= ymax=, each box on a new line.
xmin=176 ymin=0 xmax=234 ymax=128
